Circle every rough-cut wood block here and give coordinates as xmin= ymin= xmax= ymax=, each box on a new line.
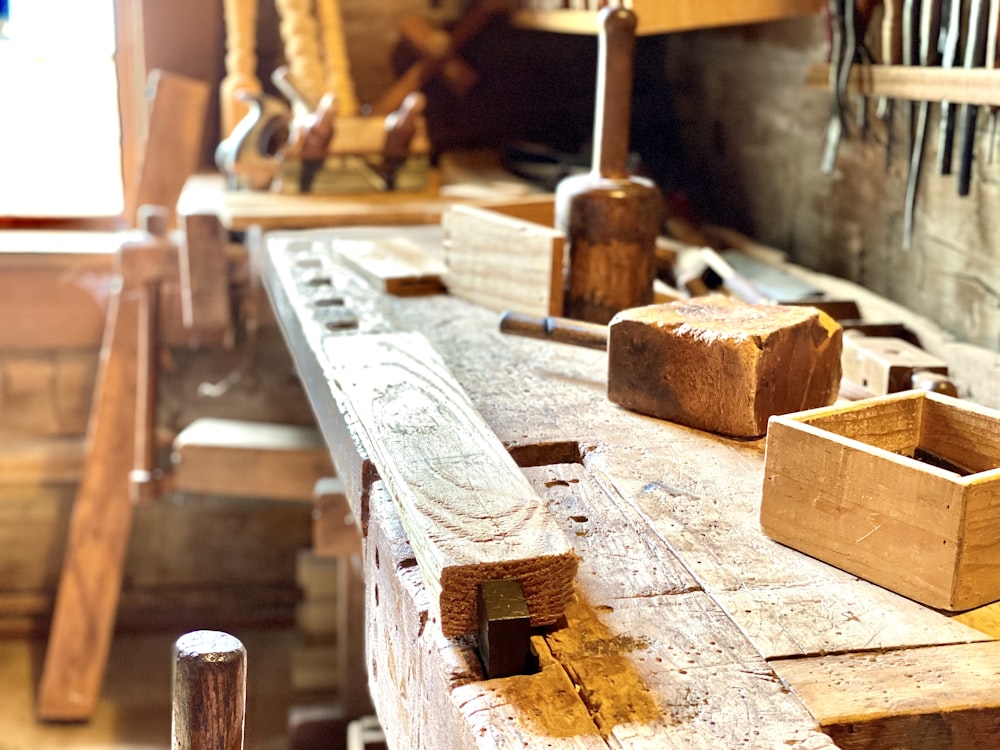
xmin=608 ymin=296 xmax=842 ymax=437
xmin=173 ymin=418 xmax=334 ymax=502
xmin=442 ymin=203 xmax=565 ymax=317
xmin=761 ymin=391 xmax=1000 ymax=610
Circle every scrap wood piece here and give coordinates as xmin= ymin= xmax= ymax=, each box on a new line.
xmin=441 ymin=203 xmax=565 ymax=317
xmin=321 ymin=330 xmax=577 ymax=637
xmin=771 ymin=641 xmax=1000 ymax=747
xmin=334 ymin=236 xmax=447 ymax=296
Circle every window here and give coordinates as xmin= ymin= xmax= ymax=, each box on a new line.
xmin=0 ymin=0 xmax=126 ymax=219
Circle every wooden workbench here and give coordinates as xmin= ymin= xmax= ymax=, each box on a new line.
xmin=259 ymin=225 xmax=1000 ymax=749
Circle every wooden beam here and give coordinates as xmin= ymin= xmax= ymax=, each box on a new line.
xmin=322 ymin=331 xmax=577 ymax=637
xmin=806 ymin=63 xmax=1000 ymax=106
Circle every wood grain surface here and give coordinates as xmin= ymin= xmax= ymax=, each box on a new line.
xmin=263 ymin=225 xmax=999 ymax=749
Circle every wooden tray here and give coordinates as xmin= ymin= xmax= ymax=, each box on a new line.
xmin=761 ymin=391 xmax=1000 ymax=611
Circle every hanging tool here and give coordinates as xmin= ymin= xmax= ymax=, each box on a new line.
xmin=956 ymin=0 xmax=991 ymax=196
xmin=935 ymin=0 xmax=962 ymax=174
xmin=822 ymin=0 xmax=854 ymax=173
xmin=985 ymin=0 xmax=1000 ymax=162
xmin=900 ymin=0 xmax=922 ymax=160
xmin=902 ymin=0 xmax=943 ymax=250
xmin=880 ymin=0 xmax=904 ymax=168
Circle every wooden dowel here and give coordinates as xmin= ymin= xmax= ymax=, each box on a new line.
xmin=171 ymin=630 xmax=247 ymax=750
xmin=499 ymin=310 xmax=609 ymax=350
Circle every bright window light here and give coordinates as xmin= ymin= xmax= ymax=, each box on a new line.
xmin=0 ymin=0 xmax=123 ymax=217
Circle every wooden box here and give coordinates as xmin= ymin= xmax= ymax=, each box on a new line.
xmin=760 ymin=391 xmax=1000 ymax=611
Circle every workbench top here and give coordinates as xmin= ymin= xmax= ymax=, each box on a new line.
xmin=259 ymin=225 xmax=1000 ymax=749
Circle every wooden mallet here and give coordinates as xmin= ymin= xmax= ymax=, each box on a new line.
xmin=555 ymin=5 xmax=664 ymax=325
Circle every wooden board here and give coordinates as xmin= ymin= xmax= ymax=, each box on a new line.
xmin=172 ymin=418 xmax=334 ymax=502
xmin=36 ymin=281 xmax=143 ymax=720
xmin=334 ymin=236 xmax=447 ymax=296
xmin=133 ymin=70 xmax=210 ymax=227
xmin=320 ymin=331 xmax=577 ymax=637
xmin=772 ymin=641 xmax=1000 ymax=748
xmin=442 ymin=203 xmax=565 ymax=317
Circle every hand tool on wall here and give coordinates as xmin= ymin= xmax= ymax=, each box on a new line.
xmin=880 ymin=0 xmax=904 ymax=167
xmin=935 ymin=0 xmax=962 ymax=173
xmin=900 ymin=0 xmax=922 ymax=158
xmin=956 ymin=0 xmax=991 ymax=195
xmin=984 ymin=0 xmax=1000 ymax=161
xmin=822 ymin=0 xmax=853 ymax=173
xmin=500 ymin=296 xmax=842 ymax=438
xmin=555 ymin=5 xmax=664 ymax=324
xmin=902 ymin=0 xmax=942 ymax=249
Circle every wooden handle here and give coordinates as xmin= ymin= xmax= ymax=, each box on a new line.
xmin=499 ymin=310 xmax=608 ymax=350
xmin=593 ymin=6 xmax=637 ymax=180
xmin=172 ymin=631 xmax=246 ymax=750
xmin=882 ymin=0 xmax=903 ymax=65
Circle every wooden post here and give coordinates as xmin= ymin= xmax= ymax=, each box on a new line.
xmin=172 ymin=630 xmax=247 ymax=750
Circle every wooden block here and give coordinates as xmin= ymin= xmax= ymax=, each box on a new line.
xmin=296 ymin=599 xmax=339 ymax=639
xmin=292 ymin=644 xmax=338 ymax=693
xmin=313 ymin=477 xmax=361 ymax=558
xmin=842 ymin=333 xmax=950 ymax=394
xmin=322 ymin=331 xmax=577 ymax=637
xmin=761 ymin=391 xmax=1000 ymax=611
xmin=607 ymin=296 xmax=843 ymax=437
xmin=172 ymin=418 xmax=334 ymax=502
xmin=179 ymin=213 xmax=234 ymax=347
xmin=297 ymin=548 xmax=340 ymax=600
xmin=334 ymin=236 xmax=447 ymax=296
xmin=441 ymin=203 xmax=565 ymax=317
xmin=771 ymin=641 xmax=1000 ymax=749
xmin=133 ymin=70 xmax=210 ymax=227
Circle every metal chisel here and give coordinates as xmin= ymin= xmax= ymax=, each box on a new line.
xmin=956 ymin=0 xmax=991 ymax=196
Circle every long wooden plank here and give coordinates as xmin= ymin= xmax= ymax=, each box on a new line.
xmin=771 ymin=642 xmax=1000 ymax=749
xmin=321 ymin=331 xmax=577 ymax=637
xmin=36 ymin=278 xmax=142 ymax=720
